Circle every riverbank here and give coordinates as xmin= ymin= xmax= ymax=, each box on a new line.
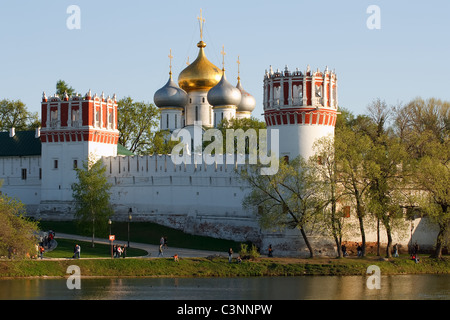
xmin=1 ymin=255 xmax=449 ymax=279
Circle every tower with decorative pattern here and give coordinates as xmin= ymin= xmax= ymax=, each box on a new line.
xmin=263 ymin=65 xmax=338 ymax=160
xmin=39 ymin=90 xmax=119 ymax=203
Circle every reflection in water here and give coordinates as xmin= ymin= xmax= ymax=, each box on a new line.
xmin=0 ymin=275 xmax=449 ymax=300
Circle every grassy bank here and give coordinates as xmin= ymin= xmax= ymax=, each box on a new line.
xmin=1 ymin=256 xmax=449 ymax=279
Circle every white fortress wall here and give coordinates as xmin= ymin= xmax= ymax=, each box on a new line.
xmin=0 ymin=156 xmax=42 ymax=211
xmin=103 ymin=153 xmax=262 ymax=243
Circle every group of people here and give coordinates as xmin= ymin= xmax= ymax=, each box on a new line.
xmin=340 ymin=243 xmax=364 ymax=257
xmin=340 ymin=242 xmax=419 ymax=261
xmin=113 ymin=244 xmax=127 ymax=258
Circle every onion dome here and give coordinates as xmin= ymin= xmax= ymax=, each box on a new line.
xmin=178 ymin=41 xmax=222 ymax=92
xmin=154 ymin=73 xmax=188 ymax=108
xmin=207 ymin=71 xmax=241 ymax=107
xmin=236 ymin=79 xmax=256 ymax=113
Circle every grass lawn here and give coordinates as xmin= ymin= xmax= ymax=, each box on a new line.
xmin=38 ymin=220 xmax=243 ymax=253
xmin=43 ymin=238 xmax=148 ymax=259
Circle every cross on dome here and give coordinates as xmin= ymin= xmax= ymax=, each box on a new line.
xmin=220 ymin=45 xmax=226 ymax=71
xmin=168 ymin=49 xmax=173 ymax=76
xmin=237 ymin=56 xmax=240 ymax=80
xmin=197 ymin=9 xmax=205 ymax=41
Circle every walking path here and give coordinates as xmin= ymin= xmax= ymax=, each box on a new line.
xmin=55 ymin=233 xmax=226 ymax=259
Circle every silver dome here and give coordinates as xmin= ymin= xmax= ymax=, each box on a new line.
xmin=236 ymin=80 xmax=256 ymax=112
xmin=154 ymin=75 xmax=188 ymax=108
xmin=207 ymin=72 xmax=241 ymax=107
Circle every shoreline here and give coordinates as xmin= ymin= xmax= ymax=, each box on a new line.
xmin=1 ymin=255 xmax=449 ymax=279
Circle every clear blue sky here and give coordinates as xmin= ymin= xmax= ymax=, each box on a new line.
xmin=0 ymin=0 xmax=449 ymax=121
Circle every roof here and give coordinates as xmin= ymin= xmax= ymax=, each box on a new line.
xmin=0 ymin=130 xmax=134 ymax=157
xmin=117 ymin=143 xmax=134 ymax=156
xmin=0 ymin=130 xmax=41 ymax=157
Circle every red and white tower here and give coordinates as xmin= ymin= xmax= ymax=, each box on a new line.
xmin=263 ymin=65 xmax=338 ymax=160
xmin=40 ymin=90 xmax=119 ymax=203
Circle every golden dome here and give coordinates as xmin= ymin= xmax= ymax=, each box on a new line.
xmin=178 ymin=41 xmax=222 ymax=92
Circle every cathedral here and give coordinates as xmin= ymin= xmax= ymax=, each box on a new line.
xmin=0 ymin=13 xmax=438 ymax=256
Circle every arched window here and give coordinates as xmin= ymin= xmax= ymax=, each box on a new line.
xmin=195 ymin=106 xmax=199 ymax=121
xmin=175 ymin=114 xmax=177 ymax=128
xmin=166 ymin=114 xmax=169 ymax=129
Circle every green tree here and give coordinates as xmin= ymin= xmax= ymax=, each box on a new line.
xmin=335 ymin=123 xmax=375 ymax=257
xmin=56 ymin=80 xmax=76 ymax=97
xmin=215 ymin=117 xmax=266 ymax=154
xmin=393 ymin=98 xmax=449 ymax=258
xmin=362 ymin=99 xmax=409 ymax=257
xmin=0 ymin=184 xmax=40 ymax=259
xmin=148 ymin=130 xmax=180 ymax=154
xmin=117 ymin=97 xmax=160 ymax=154
xmin=311 ymin=135 xmax=348 ymax=258
xmin=241 ymin=156 xmax=323 ymax=258
xmin=0 ymin=99 xmax=40 ymax=131
xmin=413 ymin=141 xmax=450 ymax=258
xmin=72 ymin=157 xmax=113 ymax=247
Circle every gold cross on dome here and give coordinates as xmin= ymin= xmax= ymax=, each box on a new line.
xmin=168 ymin=49 xmax=173 ymax=75
xmin=197 ymin=9 xmax=205 ymax=41
xmin=220 ymin=45 xmax=226 ymax=70
xmin=237 ymin=56 xmax=241 ymax=80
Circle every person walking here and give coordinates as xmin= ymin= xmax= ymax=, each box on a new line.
xmin=356 ymin=243 xmax=362 ymax=257
xmin=158 ymin=244 xmax=164 ymax=257
xmin=341 ymin=244 xmax=348 ymax=257
xmin=73 ymin=244 xmax=80 ymax=259
xmin=268 ymin=244 xmax=273 ymax=257
xmin=39 ymin=245 xmax=45 ymax=259
xmin=228 ymin=248 xmax=233 ymax=263
xmin=393 ymin=243 xmax=399 ymax=257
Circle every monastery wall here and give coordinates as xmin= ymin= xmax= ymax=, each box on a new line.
xmin=0 ymin=155 xmax=42 ymax=211
xmin=0 ymin=153 xmax=440 ymax=256
xmin=103 ymin=154 xmax=262 ymax=244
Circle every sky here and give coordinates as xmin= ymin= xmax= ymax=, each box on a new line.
xmin=0 ymin=0 xmax=449 ymax=121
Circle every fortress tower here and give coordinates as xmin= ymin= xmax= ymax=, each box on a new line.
xmin=263 ymin=65 xmax=338 ymax=160
xmin=39 ymin=91 xmax=119 ymax=203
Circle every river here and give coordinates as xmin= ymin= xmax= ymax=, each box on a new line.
xmin=0 ymin=274 xmax=449 ymax=300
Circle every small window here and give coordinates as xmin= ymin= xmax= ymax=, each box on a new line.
xmin=39 ymin=168 xmax=42 ymax=180
xmin=202 ymin=97 xmax=205 ymax=103
xmin=21 ymin=168 xmax=27 ymax=180
xmin=343 ymin=206 xmax=351 ymax=218
xmin=73 ymin=160 xmax=78 ymax=169
xmin=54 ymin=160 xmax=58 ymax=169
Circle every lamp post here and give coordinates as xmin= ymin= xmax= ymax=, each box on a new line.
xmin=108 ymin=219 xmax=113 ymax=259
xmin=128 ymin=208 xmax=132 ymax=248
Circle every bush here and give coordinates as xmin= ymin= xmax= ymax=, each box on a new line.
xmin=239 ymin=243 xmax=260 ymax=260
